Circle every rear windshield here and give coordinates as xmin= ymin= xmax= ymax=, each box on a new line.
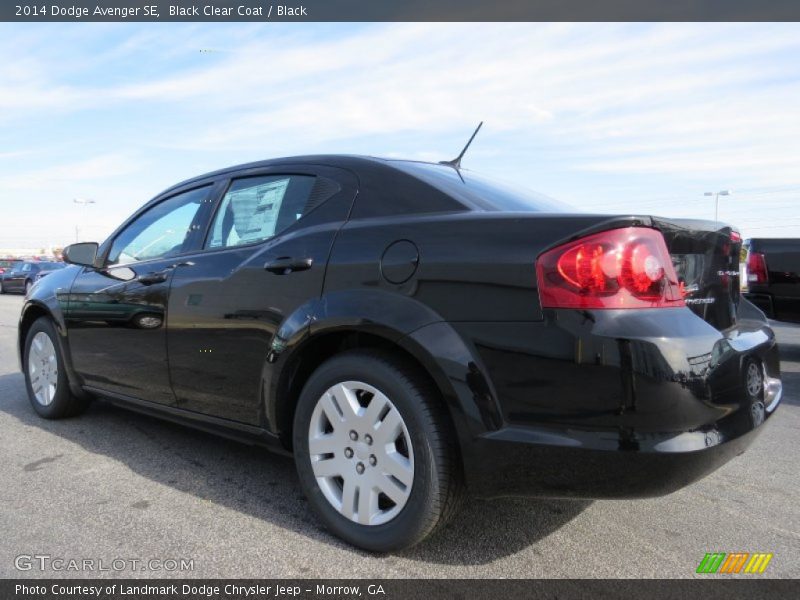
xmin=392 ymin=161 xmax=570 ymax=213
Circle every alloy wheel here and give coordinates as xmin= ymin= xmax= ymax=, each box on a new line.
xmin=308 ymin=381 xmax=414 ymax=526
xmin=746 ymin=361 xmax=764 ymax=399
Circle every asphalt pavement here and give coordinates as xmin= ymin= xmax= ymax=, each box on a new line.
xmin=0 ymin=293 xmax=798 ymax=578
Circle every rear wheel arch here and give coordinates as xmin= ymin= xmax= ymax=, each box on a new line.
xmin=273 ymin=329 xmax=461 ymax=459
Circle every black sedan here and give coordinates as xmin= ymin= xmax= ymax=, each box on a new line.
xmin=1 ymin=261 xmax=64 ymax=295
xmin=18 ymin=155 xmax=782 ymax=551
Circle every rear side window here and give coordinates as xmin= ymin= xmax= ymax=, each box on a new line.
xmin=206 ymin=175 xmax=316 ymax=249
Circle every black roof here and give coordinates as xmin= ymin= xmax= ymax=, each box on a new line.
xmin=162 ymin=154 xmax=400 ymax=196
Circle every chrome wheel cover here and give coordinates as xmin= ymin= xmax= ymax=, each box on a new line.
xmin=308 ymin=381 xmax=414 ymax=526
xmin=746 ymin=362 xmax=763 ymax=399
xmin=28 ymin=331 xmax=58 ymax=406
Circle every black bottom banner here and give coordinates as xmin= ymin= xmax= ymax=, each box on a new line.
xmin=3 ymin=579 xmax=798 ymax=600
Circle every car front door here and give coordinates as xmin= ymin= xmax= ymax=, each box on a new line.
xmin=166 ymin=166 xmax=357 ymax=425
xmin=65 ymin=183 xmax=216 ymax=405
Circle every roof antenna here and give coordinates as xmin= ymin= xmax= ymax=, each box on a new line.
xmin=440 ymin=121 xmax=483 ymax=170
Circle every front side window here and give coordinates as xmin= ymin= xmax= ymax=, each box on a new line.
xmin=107 ymin=186 xmax=210 ymax=265
xmin=207 ymin=175 xmax=316 ymax=249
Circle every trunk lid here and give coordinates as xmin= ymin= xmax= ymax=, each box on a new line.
xmin=652 ymin=217 xmax=742 ymax=330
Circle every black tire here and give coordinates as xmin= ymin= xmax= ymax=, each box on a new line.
xmin=24 ymin=280 xmax=32 ymax=295
xmin=23 ymin=317 xmax=90 ymax=419
xmin=293 ymin=349 xmax=463 ymax=552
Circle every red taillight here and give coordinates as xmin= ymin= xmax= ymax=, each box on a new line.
xmin=747 ymin=251 xmax=768 ymax=284
xmin=537 ymin=227 xmax=685 ymax=309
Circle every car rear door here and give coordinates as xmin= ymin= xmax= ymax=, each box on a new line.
xmin=166 ymin=165 xmax=357 ymax=425
xmin=65 ymin=182 xmax=218 ymax=406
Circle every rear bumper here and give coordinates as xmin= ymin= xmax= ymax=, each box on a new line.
xmin=467 ymin=422 xmax=768 ymax=499
xmin=423 ymin=307 xmax=782 ymax=499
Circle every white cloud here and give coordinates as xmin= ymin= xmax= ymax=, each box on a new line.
xmin=0 ymin=154 xmax=143 ymax=191
xmin=1 ymin=22 xmax=800 ymax=244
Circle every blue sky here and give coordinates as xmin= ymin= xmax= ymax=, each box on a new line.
xmin=1 ymin=22 xmax=799 ymax=250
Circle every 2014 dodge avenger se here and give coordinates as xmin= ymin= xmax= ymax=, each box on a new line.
xmin=18 ymin=154 xmax=782 ymax=551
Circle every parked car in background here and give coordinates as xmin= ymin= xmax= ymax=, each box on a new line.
xmin=34 ymin=264 xmax=67 ymax=284
xmin=0 ymin=259 xmax=22 ymax=276
xmin=18 ymin=155 xmax=782 ymax=551
xmin=0 ymin=261 xmax=64 ymax=294
xmin=0 ymin=260 xmax=22 ymax=294
xmin=743 ymin=238 xmax=800 ymax=324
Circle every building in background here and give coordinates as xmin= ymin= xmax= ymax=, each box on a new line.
xmin=0 ymin=247 xmax=61 ymax=260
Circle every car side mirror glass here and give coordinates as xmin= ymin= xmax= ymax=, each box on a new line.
xmin=63 ymin=242 xmax=99 ymax=267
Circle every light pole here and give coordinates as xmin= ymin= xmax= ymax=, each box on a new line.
xmin=703 ymin=190 xmax=732 ymax=221
xmin=73 ymin=198 xmax=96 ymax=242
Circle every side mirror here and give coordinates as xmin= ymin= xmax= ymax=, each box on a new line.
xmin=63 ymin=242 xmax=99 ymax=267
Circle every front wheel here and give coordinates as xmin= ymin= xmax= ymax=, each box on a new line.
xmin=744 ymin=358 xmax=764 ymax=402
xmin=24 ymin=317 xmax=89 ymax=419
xmin=24 ymin=280 xmax=32 ymax=295
xmin=293 ymin=350 xmax=462 ymax=552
